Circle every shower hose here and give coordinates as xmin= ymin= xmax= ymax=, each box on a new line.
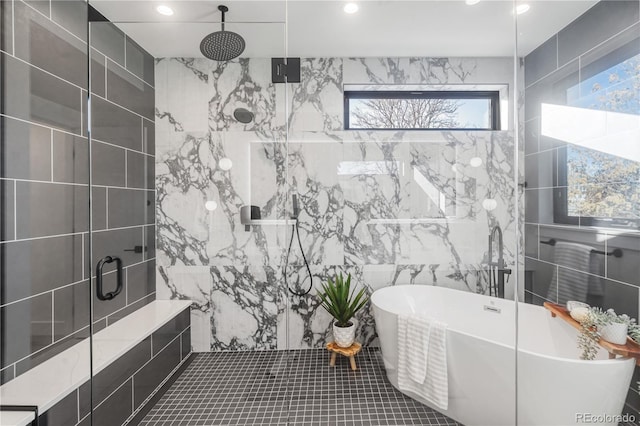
xmin=284 ymin=219 xmax=313 ymax=296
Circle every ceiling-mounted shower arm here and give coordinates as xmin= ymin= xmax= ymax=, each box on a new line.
xmin=218 ymin=5 xmax=228 ymax=31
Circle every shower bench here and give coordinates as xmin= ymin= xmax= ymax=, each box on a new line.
xmin=0 ymin=300 xmax=192 ymax=426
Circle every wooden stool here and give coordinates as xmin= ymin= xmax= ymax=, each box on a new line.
xmin=326 ymin=341 xmax=362 ymax=371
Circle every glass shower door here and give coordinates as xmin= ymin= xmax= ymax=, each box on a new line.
xmin=87 ymin=1 xmax=290 ymax=423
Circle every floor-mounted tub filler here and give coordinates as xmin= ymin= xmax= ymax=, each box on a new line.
xmin=371 ymin=285 xmax=635 ymax=426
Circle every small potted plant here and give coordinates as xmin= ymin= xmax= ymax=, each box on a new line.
xmin=629 ymin=323 xmax=640 ymax=344
xmin=317 ymin=272 xmax=369 ymax=348
xmin=577 ymin=307 xmax=637 ymax=360
xmin=599 ymin=309 xmax=635 ymax=345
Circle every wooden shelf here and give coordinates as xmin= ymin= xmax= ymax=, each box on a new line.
xmin=544 ymin=302 xmax=640 ymax=365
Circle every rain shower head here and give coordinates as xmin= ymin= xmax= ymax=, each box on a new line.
xmin=200 ymin=5 xmax=245 ymax=61
xmin=233 ymin=108 xmax=254 ymax=124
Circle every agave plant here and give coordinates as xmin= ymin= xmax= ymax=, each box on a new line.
xmin=317 ymin=273 xmax=369 ymax=327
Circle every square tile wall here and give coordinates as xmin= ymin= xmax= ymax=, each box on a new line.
xmin=523 ymin=0 xmax=640 ymax=419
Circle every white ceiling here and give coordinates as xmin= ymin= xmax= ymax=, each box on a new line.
xmin=90 ymin=0 xmax=598 ymax=58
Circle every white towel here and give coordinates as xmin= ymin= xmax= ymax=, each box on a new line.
xmin=397 ymin=314 xmax=449 ymax=410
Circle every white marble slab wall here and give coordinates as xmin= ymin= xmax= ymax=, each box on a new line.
xmin=155 ymin=56 xmax=517 ymax=351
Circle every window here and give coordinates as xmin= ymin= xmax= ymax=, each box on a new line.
xmin=344 ymin=90 xmax=501 ymax=131
xmin=550 ymin=41 xmax=640 ymax=228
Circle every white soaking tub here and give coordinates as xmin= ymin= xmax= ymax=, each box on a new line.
xmin=371 ymin=285 xmax=635 ymax=426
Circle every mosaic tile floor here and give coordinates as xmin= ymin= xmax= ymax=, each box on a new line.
xmin=139 ymin=348 xmax=460 ymax=425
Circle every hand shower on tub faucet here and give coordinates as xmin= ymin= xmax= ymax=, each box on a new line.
xmin=488 ymin=225 xmax=511 ymax=298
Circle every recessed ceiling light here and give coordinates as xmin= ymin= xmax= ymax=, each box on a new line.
xmin=516 ymin=4 xmax=530 ymax=14
xmin=344 ymin=3 xmax=359 ymax=14
xmin=156 ymin=5 xmax=174 ymax=16
xmin=465 ymin=0 xmax=481 ymax=5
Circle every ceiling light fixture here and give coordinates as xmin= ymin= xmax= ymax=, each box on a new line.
xmin=465 ymin=0 xmax=481 ymax=5
xmin=344 ymin=3 xmax=359 ymax=14
xmin=156 ymin=5 xmax=174 ymax=16
xmin=516 ymin=4 xmax=530 ymax=14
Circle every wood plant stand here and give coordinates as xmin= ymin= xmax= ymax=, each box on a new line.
xmin=327 ymin=341 xmax=362 ymax=371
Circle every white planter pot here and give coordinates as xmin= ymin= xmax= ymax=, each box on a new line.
xmin=600 ymin=323 xmax=628 ymax=345
xmin=333 ymin=321 xmax=356 ymax=348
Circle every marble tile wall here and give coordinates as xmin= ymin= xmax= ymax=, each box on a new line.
xmin=155 ymin=56 xmax=517 ymax=351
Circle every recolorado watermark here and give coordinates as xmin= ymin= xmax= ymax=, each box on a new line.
xmin=576 ymin=413 xmax=636 ymax=423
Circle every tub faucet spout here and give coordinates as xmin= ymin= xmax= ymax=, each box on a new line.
xmin=488 ymin=225 xmax=511 ymax=298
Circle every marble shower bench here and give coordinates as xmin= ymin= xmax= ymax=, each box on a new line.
xmin=0 ymin=300 xmax=192 ymax=426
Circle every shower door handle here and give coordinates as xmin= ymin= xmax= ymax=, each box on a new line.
xmin=96 ymin=256 xmax=124 ymax=301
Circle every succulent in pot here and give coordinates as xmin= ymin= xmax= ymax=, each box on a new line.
xmin=577 ymin=307 xmax=637 ymax=360
xmin=318 ymin=272 xmax=369 ymax=348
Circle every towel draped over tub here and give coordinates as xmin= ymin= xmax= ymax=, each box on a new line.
xmin=397 ymin=314 xmax=448 ymax=410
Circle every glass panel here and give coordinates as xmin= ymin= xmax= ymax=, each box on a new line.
xmin=519 ymin=1 xmax=640 ymax=424
xmin=0 ymin=0 xmax=92 ymax=424
xmin=286 ymin=1 xmax=517 ymax=425
xmin=88 ymin=1 xmax=288 ymax=423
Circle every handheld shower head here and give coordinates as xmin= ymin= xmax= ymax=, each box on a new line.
xmin=200 ymin=5 xmax=245 ymax=61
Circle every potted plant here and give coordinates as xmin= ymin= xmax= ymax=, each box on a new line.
xmin=577 ymin=307 xmax=637 ymax=360
xmin=629 ymin=323 xmax=640 ymax=344
xmin=318 ymin=272 xmax=369 ymax=348
xmin=599 ymin=309 xmax=635 ymax=345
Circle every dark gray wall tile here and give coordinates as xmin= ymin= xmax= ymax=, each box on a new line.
xmin=133 ymin=338 xmax=181 ymax=408
xmin=1 ymin=292 xmax=52 ymax=367
xmin=92 ymin=227 xmax=143 ymax=273
xmin=91 ymin=96 xmax=142 ymax=151
xmin=106 ymin=60 xmax=154 ymax=120
xmin=127 ymin=150 xmax=147 ymax=189
xmin=525 ymin=35 xmax=557 ymax=87
xmin=51 ymin=0 xmax=87 ymax=42
xmin=143 ymin=118 xmax=155 ymax=155
xmin=15 ymin=326 xmax=88 ymax=376
xmin=146 ymin=154 xmax=155 ymax=190
xmin=91 ymin=141 xmax=125 ymax=187
xmin=146 ymin=190 xmax=155 ymax=224
xmin=53 ymin=281 xmax=89 ymax=341
xmin=91 ymin=48 xmax=106 ymax=97
xmin=524 ymin=257 xmax=556 ymax=302
xmin=607 ymin=233 xmax=640 ymax=286
xmin=92 ymin=186 xmax=107 ymax=230
xmin=106 ymin=293 xmax=154 ymax=325
xmin=127 ymin=260 xmax=155 ymax=304
xmin=524 ymin=150 xmax=555 ymax=189
xmin=524 ymin=188 xmax=555 ymax=224
xmin=152 ymin=308 xmax=189 ymax=355
xmin=23 ymin=0 xmax=50 ymax=17
xmin=108 ymin=188 xmax=147 ymax=228
xmin=93 ymin=269 xmax=127 ymax=321
xmin=1 ymin=0 xmax=13 ymax=55
xmin=1 ymin=179 xmax=15 ymax=241
xmin=1 ymin=52 xmax=83 ymax=134
xmin=558 ymin=0 xmax=640 ymax=67
xmin=52 ymin=131 xmax=88 ymax=184
xmin=92 ymin=337 xmax=151 ymax=404
xmin=39 ymin=388 xmax=78 ymax=426
xmin=524 ymin=224 xmax=538 ymax=258
xmin=125 ymin=36 xmax=154 ymax=86
xmin=181 ymin=328 xmax=191 ymax=359
xmin=92 ymin=378 xmax=133 ymax=426
xmin=0 ymin=365 xmax=15 ymax=384
xmin=144 ymin=225 xmax=156 ymax=260
xmin=13 ymin=0 xmax=87 ymax=88
xmin=90 ymin=22 xmax=125 ymax=67
xmin=524 ymin=118 xmax=539 ymax=155
xmin=523 ymin=59 xmax=579 ymax=122
xmin=15 ymin=181 xmax=89 ymax=239
xmin=1 ymin=234 xmax=84 ymax=304
xmin=1 ymin=116 xmax=52 ymax=180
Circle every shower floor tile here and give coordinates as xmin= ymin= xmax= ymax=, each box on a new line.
xmin=139 ymin=348 xmax=460 ymax=426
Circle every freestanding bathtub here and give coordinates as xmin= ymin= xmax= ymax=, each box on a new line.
xmin=371 ymin=285 xmax=635 ymax=426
